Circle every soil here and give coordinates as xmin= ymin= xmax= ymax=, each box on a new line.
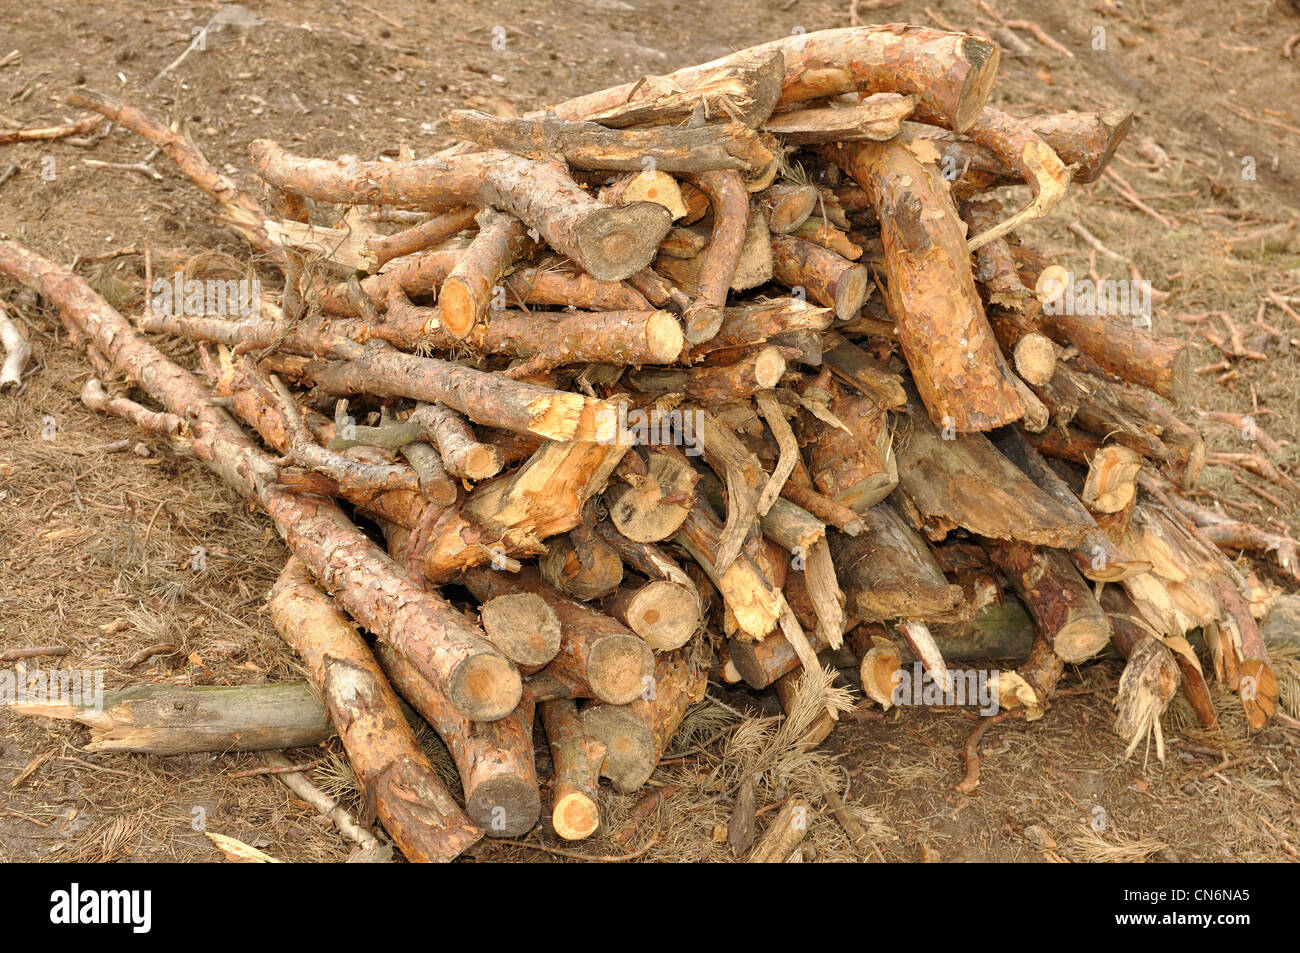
xmin=1 ymin=0 xmax=1298 ymax=862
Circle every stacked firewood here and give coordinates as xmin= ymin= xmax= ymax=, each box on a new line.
xmin=2 ymin=24 xmax=1291 ymax=862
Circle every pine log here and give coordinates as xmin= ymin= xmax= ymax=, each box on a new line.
xmin=406 ymin=402 xmax=504 ymax=482
xmin=438 ymin=209 xmax=533 ymax=340
xmin=462 ymin=566 xmax=654 ymax=705
xmin=983 ymin=541 xmax=1113 ymax=663
xmin=893 ymin=382 xmax=1091 ymax=546
xmin=447 ymin=110 xmax=771 ymax=174
xmin=5 ymin=682 xmax=331 ymax=754
xmin=820 ymin=331 xmax=907 ymax=409
xmin=268 ymin=559 xmax=483 ymax=861
xmin=603 ymin=577 xmax=701 ymax=651
xmin=798 ymin=386 xmax=897 ymax=511
xmin=1082 ymin=444 xmax=1144 ymax=514
xmin=681 ymin=169 xmax=749 ymax=343
xmin=599 ymin=170 xmax=689 ymax=220
xmin=420 ymin=440 xmax=626 ymax=582
xmin=375 ymin=643 xmax=540 ymax=838
xmin=538 ymin=530 xmax=625 ymax=602
xmin=548 ymin=27 xmax=999 ymax=134
xmin=770 ymin=234 xmax=868 ymax=322
xmin=676 ymin=496 xmax=782 ymax=641
xmin=756 ymin=183 xmax=820 ymax=234
xmin=603 ymin=448 xmax=698 ymax=543
xmin=763 ymin=93 xmax=916 ymax=143
xmin=823 ymin=137 xmax=1025 ymax=431
xmin=579 ymin=650 xmax=707 ymax=793
xmin=628 ymin=346 xmax=786 ymax=402
xmin=538 ymin=699 xmax=605 ymax=840
xmin=249 ymin=142 xmax=671 ymax=281
xmin=1036 ymin=308 xmax=1191 ymax=404
xmin=478 ymin=593 xmax=563 ymax=673
xmin=791 ymin=216 xmax=863 ymax=260
xmin=830 ymin=501 xmax=966 ymax=623
xmin=689 ymin=298 xmax=832 ymax=360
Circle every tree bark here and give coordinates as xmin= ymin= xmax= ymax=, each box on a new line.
xmin=770 ymin=234 xmax=869 ymax=323
xmin=538 ymin=699 xmax=605 ymax=840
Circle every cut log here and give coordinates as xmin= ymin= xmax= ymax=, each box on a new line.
xmin=689 ymin=298 xmax=833 ymax=360
xmin=755 ymin=183 xmax=820 ymax=234
xmin=830 ymin=501 xmax=966 ymax=623
xmin=798 ymin=385 xmax=897 ymax=511
xmin=599 ymin=170 xmax=688 ymax=220
xmin=749 ymin=796 xmax=811 ymax=862
xmin=407 ymin=402 xmax=504 ymax=482
xmin=822 ymin=137 xmax=1025 ymax=431
xmin=983 ymin=541 xmax=1113 ymax=663
xmin=628 ymin=346 xmax=786 ymax=402
xmin=375 ymin=643 xmax=540 ymax=838
xmin=249 ymin=141 xmax=671 ymax=281
xmin=478 ymin=593 xmax=563 ymax=673
xmin=538 ymin=530 xmax=625 ymax=602
xmin=1036 ymin=308 xmax=1192 ymax=405
xmin=860 ymin=637 xmax=903 ymax=709
xmin=770 ymin=234 xmax=868 ymax=322
xmin=603 ymin=577 xmax=701 ymax=651
xmin=792 ymin=216 xmax=863 ymax=260
xmin=681 ymin=169 xmax=749 ymax=344
xmin=548 ymin=26 xmax=1000 ymax=133
xmin=268 ymin=558 xmax=483 ymax=862
xmin=603 ymin=448 xmax=698 ymax=543
xmin=1082 ymin=444 xmax=1144 ymax=514
xmin=676 ymin=496 xmax=783 ymax=641
xmin=579 ymin=650 xmax=707 ymax=793
xmin=538 ymin=699 xmax=604 ymax=840
xmin=5 ymin=682 xmax=331 ymax=754
xmin=438 ymin=208 xmax=533 ymax=340
xmin=763 ymin=93 xmax=916 ymax=143
xmin=820 ymin=331 xmax=907 ymax=409
xmin=462 ymin=566 xmax=654 ymax=705
xmin=893 ymin=382 xmax=1091 ymax=546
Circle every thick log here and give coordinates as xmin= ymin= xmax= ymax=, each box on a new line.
xmin=755 ymin=183 xmax=819 ymax=234
xmin=1036 ymin=306 xmax=1191 ymax=404
xmin=770 ymin=234 xmax=868 ymax=323
xmin=539 ymin=530 xmax=625 ymax=602
xmin=268 ymin=559 xmax=483 ymax=862
xmin=604 ymin=577 xmax=701 ymax=651
xmin=375 ymin=643 xmax=540 ymax=838
xmin=603 ymin=448 xmax=698 ymax=543
xmin=539 ymin=699 xmax=604 ymax=840
xmin=478 ymin=593 xmax=563 ymax=673
xmin=983 ymin=541 xmax=1112 ymax=663
xmin=599 ymin=170 xmax=689 ymax=219
xmin=830 ymin=501 xmax=966 ymax=623
xmin=579 ymin=650 xmax=707 ymax=793
xmin=249 ymin=141 xmax=671 ymax=281
xmin=893 ymin=383 xmax=1091 ymax=546
xmin=823 ymin=137 xmax=1025 ymax=431
xmin=549 ymin=27 xmax=999 ymax=133
xmin=462 ymin=566 xmax=654 ymax=706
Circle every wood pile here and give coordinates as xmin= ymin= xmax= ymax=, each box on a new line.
xmin=2 ymin=24 xmax=1292 ymax=862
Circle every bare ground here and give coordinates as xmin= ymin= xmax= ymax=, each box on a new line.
xmin=1 ymin=0 xmax=1298 ymax=862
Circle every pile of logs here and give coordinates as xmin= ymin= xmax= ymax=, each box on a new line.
xmin=2 ymin=24 xmax=1292 ymax=862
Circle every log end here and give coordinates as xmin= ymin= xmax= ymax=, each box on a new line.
xmin=752 ymin=345 xmax=787 ymax=389
xmin=619 ymin=581 xmax=701 ymax=651
xmin=551 ymin=791 xmax=601 ymax=841
xmin=449 ymin=651 xmax=524 ymax=722
xmin=580 ymin=704 xmax=656 ymax=794
xmin=954 ymin=37 xmax=1001 ymax=134
xmin=579 ymin=202 xmax=673 ymax=281
xmin=1012 ymin=333 xmax=1057 ymax=387
xmin=834 ymin=263 xmax=869 ymax=323
xmin=646 ymin=309 xmax=686 ymax=363
xmin=587 ymin=633 xmax=656 ymax=705
xmin=468 ymin=775 xmax=542 ymax=838
xmin=480 ymin=593 xmax=563 ymax=670
xmin=436 ymin=279 xmax=479 ymax=341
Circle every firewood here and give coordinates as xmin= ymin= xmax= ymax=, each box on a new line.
xmin=770 ymin=234 xmax=869 ymax=323
xmin=859 ymin=638 xmax=903 ymax=709
xmin=820 ymin=331 xmax=907 ymax=409
xmin=0 ymin=300 xmax=32 ymax=391
xmin=439 ymin=209 xmax=534 ymax=340
xmin=477 ymin=593 xmax=563 ymax=674
xmin=628 ymin=345 xmax=786 ymax=402
xmin=447 ymin=110 xmax=772 ymax=175
xmin=538 ymin=699 xmax=604 ymax=841
xmin=249 ymin=141 xmax=671 ymax=281
xmin=681 ymin=169 xmax=749 ymax=343
xmin=604 ymin=577 xmax=702 ymax=652
xmin=798 ymin=385 xmax=897 ymax=512
xmin=599 ymin=170 xmax=689 ymax=220
xmin=689 ymin=298 xmax=833 ymax=360
xmin=823 ymin=137 xmax=1026 ymax=431
xmin=1035 ymin=305 xmax=1191 ymax=404
xmin=0 ymin=238 xmax=523 ymax=723
xmin=676 ymin=496 xmax=782 ymax=642
xmin=579 ymin=650 xmax=707 ymax=793
xmin=549 ymin=26 xmax=1000 ymax=133
xmin=603 ymin=448 xmax=698 ymax=543
xmin=268 ymin=559 xmax=483 ymax=862
xmin=749 ymin=796 xmax=812 ymax=862
xmin=983 ymin=541 xmax=1112 ymax=663
xmin=5 ymin=682 xmax=332 ymax=754
xmin=755 ymin=182 xmax=819 ymax=234
xmin=830 ymin=502 xmax=966 ymax=623
xmin=1082 ymin=444 xmax=1144 ymax=514
xmin=893 ymin=383 xmax=1091 ymax=546
xmin=375 ymin=643 xmax=540 ymax=838
xmin=791 ymin=216 xmax=863 ymax=260
xmin=538 ymin=530 xmax=625 ymax=602
xmin=763 ymin=93 xmax=916 ymax=143
xmin=406 ymin=402 xmax=504 ymax=481
xmin=462 ymin=566 xmax=654 ymax=705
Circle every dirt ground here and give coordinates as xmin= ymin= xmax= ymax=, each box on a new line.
xmin=1 ymin=0 xmax=1298 ymax=862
